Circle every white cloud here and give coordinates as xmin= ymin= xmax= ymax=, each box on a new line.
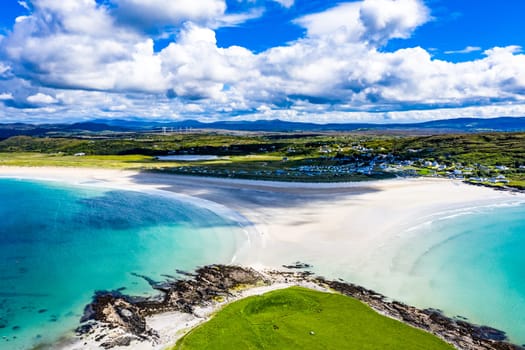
xmin=113 ymin=0 xmax=226 ymax=29
xmin=359 ymin=0 xmax=429 ymax=45
xmin=27 ymin=93 xmax=57 ymax=104
xmin=272 ymin=0 xmax=294 ymax=8
xmin=15 ymin=16 xmax=30 ymax=23
xmin=108 ymin=104 xmax=128 ymax=111
xmin=18 ymin=1 xmax=30 ymax=10
xmin=0 ymin=63 xmax=10 ymax=75
xmin=4 ymin=0 xmax=167 ymax=92
xmin=221 ymin=101 xmax=525 ymax=124
xmin=294 ymin=3 xmax=363 ymax=40
xmin=160 ymin=23 xmax=256 ymax=100
xmin=444 ymin=46 xmax=482 ymax=55
xmin=213 ymin=7 xmax=265 ymax=28
xmin=30 ymin=0 xmax=116 ymax=36
xmin=0 ymin=93 xmax=14 ymax=101
xmin=295 ymin=0 xmax=429 ymax=45
xmin=485 ymin=45 xmax=522 ymax=55
xmin=0 ymin=0 xmax=524 ymax=124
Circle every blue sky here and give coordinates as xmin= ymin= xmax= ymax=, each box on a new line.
xmin=0 ymin=0 xmax=525 ymax=123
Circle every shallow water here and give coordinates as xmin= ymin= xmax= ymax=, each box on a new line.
xmin=328 ymin=203 xmax=525 ymax=345
xmin=393 ymin=204 xmax=525 ymax=344
xmin=0 ymin=178 xmax=247 ymax=349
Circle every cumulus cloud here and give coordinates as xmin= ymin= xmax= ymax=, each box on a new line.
xmin=359 ymin=0 xmax=429 ymax=45
xmin=27 ymin=92 xmax=57 ymax=104
xmin=0 ymin=93 xmax=14 ymax=101
xmin=294 ymin=3 xmax=363 ymax=40
xmin=3 ymin=0 xmax=167 ymax=92
xmin=0 ymin=0 xmax=524 ymax=123
xmin=160 ymin=23 xmax=256 ymax=100
xmin=295 ymin=0 xmax=429 ymax=45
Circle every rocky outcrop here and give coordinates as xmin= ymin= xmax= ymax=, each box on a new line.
xmin=77 ymin=265 xmax=269 ymax=346
xmin=76 ymin=265 xmax=523 ymax=350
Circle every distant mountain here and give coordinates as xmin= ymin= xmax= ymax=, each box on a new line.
xmin=93 ymin=116 xmax=525 ymax=133
xmin=412 ymin=117 xmax=525 ymax=131
xmin=0 ymin=121 xmax=131 ymax=139
xmin=63 ymin=122 xmax=131 ymax=132
xmin=1 ymin=117 xmax=524 ymax=139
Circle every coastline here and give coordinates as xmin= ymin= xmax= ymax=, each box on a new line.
xmin=1 ymin=166 xmax=524 ymax=349
xmin=3 ymin=166 xmax=523 ymax=276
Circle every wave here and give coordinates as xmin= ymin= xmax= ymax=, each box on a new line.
xmin=402 ymin=199 xmax=525 ymax=235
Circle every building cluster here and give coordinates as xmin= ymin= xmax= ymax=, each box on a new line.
xmin=159 ymin=141 xmax=523 ymax=185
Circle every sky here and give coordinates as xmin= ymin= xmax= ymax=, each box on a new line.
xmin=0 ymin=0 xmax=525 ymax=124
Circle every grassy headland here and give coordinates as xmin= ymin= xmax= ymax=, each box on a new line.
xmin=173 ymin=287 xmax=455 ymax=350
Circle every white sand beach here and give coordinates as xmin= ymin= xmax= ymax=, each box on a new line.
xmin=1 ymin=166 xmax=524 ymax=349
xmin=2 ymin=166 xmax=522 ymax=273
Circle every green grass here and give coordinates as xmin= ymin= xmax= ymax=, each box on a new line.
xmin=0 ymin=152 xmax=158 ymax=168
xmin=173 ymin=287 xmax=454 ymax=350
xmin=0 ymin=152 xmax=230 ymax=169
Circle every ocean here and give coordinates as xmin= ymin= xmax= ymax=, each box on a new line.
xmin=0 ymin=178 xmax=247 ymax=349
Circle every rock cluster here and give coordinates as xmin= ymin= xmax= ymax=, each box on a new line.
xmin=77 ymin=265 xmax=268 ymax=348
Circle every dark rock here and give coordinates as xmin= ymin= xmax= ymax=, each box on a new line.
xmin=76 ymin=322 xmax=96 ymax=335
xmin=282 ymin=261 xmax=313 ymax=269
xmin=101 ymin=335 xmax=138 ymax=349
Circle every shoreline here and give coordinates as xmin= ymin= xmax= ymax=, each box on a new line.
xmin=1 ymin=166 xmax=524 ymax=349
xmin=3 ymin=167 xmax=523 ymax=274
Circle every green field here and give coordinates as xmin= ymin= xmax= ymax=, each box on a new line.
xmin=173 ymin=287 xmax=454 ymax=350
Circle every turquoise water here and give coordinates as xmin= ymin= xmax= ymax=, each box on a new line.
xmin=2 ymin=178 xmax=524 ymax=348
xmin=0 ymin=179 xmax=247 ymax=349
xmin=383 ymin=204 xmax=525 ymax=345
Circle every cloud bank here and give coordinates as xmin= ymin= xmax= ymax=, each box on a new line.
xmin=0 ymin=0 xmax=524 ymax=123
